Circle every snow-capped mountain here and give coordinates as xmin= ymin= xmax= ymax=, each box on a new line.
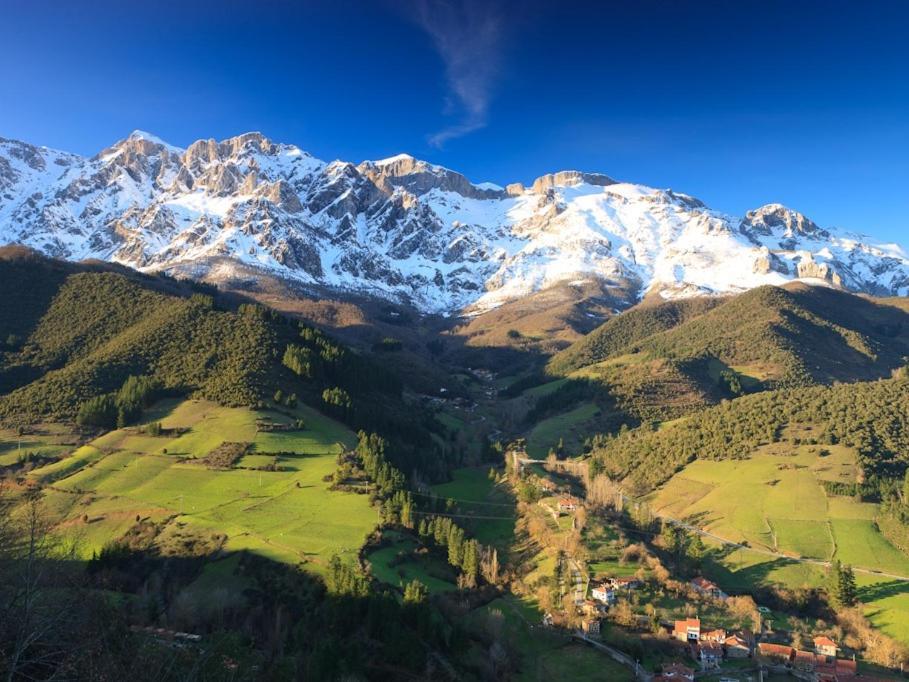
xmin=1 ymin=130 xmax=907 ymax=314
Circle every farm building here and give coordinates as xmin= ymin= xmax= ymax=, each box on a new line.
xmin=608 ymin=576 xmax=641 ymax=590
xmin=581 ymin=599 xmax=607 ymax=617
xmin=581 ymin=618 xmax=601 ymax=635
xmin=557 ymin=497 xmax=577 ymax=513
xmin=691 ymin=576 xmax=727 ymax=600
xmin=655 ymin=662 xmax=694 ymax=680
xmin=814 ymin=635 xmax=839 ymax=657
xmin=793 ymin=650 xmax=818 ymax=672
xmin=723 ymin=633 xmax=752 ymax=658
xmin=701 ymin=627 xmax=726 ymax=643
xmin=673 ymin=618 xmax=701 ymax=642
xmin=696 ymin=642 xmax=723 ymax=669
xmin=816 ymin=657 xmax=857 ymax=680
xmin=757 ymin=642 xmax=794 ymax=664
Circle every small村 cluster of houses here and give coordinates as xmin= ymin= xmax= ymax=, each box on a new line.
xmin=670 ymin=617 xmax=753 ymax=669
xmin=579 ymin=572 xmax=864 ymax=681
xmin=653 ymin=631 xmax=858 ymax=680
xmin=757 ymin=637 xmax=861 ymax=680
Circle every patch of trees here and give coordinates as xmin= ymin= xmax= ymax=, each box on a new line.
xmin=76 ymin=374 xmax=162 ymax=429
xmin=590 ymin=375 xmax=909 ymax=492
xmin=416 ymin=515 xmax=493 ymax=588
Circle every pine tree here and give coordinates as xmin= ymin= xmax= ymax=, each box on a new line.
xmin=837 ymin=563 xmax=858 ymax=607
xmin=462 ymin=540 xmax=479 ymax=587
xmin=448 ymin=526 xmax=464 ymax=567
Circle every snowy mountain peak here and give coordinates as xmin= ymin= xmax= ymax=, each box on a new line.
xmin=127 ymin=129 xmax=178 ymax=148
xmin=742 ymin=203 xmax=828 ymax=240
xmin=0 ymin=131 xmax=907 ymax=314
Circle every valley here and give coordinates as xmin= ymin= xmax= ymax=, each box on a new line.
xmin=3 ymin=243 xmax=909 ymax=680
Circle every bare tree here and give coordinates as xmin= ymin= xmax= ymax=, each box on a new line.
xmin=0 ymin=488 xmax=83 ymax=681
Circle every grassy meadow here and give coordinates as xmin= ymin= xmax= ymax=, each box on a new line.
xmin=526 ymin=402 xmax=600 ymax=459
xmin=25 ymin=399 xmax=376 ymax=573
xmin=430 ymin=466 xmax=516 ymax=548
xmin=648 ymin=437 xmax=909 ymax=643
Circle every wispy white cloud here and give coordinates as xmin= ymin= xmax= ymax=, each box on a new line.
xmin=412 ymin=0 xmax=504 ymax=148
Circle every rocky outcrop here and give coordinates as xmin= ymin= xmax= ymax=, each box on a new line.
xmin=796 ymin=255 xmax=843 ymax=286
xmin=531 ymin=170 xmax=616 ymax=194
xmin=740 ymin=204 xmax=830 ymax=242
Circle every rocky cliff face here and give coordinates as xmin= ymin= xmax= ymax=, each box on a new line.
xmin=1 ymin=131 xmax=907 ymax=313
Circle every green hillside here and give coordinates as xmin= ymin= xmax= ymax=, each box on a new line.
xmin=554 ymin=285 xmax=909 ymax=389
xmin=548 ymin=296 xmax=722 ymax=375
xmin=0 ymin=250 xmax=447 ymax=477
xmin=529 ymin=286 xmax=909 ymax=451
xmin=589 ymin=373 xmax=909 ymax=492
xmin=26 ymin=398 xmax=373 ymax=571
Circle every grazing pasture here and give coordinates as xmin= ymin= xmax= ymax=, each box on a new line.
xmin=650 ymin=441 xmax=909 ymax=643
xmin=28 ymin=399 xmax=374 ymax=574
xmin=526 ymin=402 xmax=599 ymax=459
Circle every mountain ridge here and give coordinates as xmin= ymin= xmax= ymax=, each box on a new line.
xmin=2 ymin=130 xmax=907 ymax=314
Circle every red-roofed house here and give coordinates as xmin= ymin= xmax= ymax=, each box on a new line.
xmin=557 ymin=497 xmax=577 ymax=513
xmin=814 ymin=635 xmax=839 ymax=657
xmin=723 ymin=633 xmax=752 ymax=658
xmin=658 ymin=663 xmax=694 ymax=680
xmin=757 ymin=642 xmax=794 ymax=664
xmin=701 ymin=627 xmax=726 ymax=643
xmin=690 ymin=576 xmax=727 ymax=600
xmin=673 ymin=618 xmax=701 ymax=642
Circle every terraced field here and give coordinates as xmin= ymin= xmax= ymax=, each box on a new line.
xmin=28 ymin=399 xmax=376 ymax=573
xmin=649 ymin=441 xmax=909 ymax=643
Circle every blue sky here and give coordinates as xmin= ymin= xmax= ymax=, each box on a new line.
xmin=2 ymin=0 xmax=907 ymax=240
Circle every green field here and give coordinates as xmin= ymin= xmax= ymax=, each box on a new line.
xmin=431 ymin=467 xmax=515 ymax=548
xmin=526 ymin=402 xmax=600 ymax=459
xmin=523 ymin=378 xmax=568 ymax=399
xmin=366 ymin=531 xmax=457 ymax=594
xmin=649 ymin=443 xmax=909 ymax=643
xmin=0 ymin=423 xmax=75 ymax=466
xmin=28 ymin=399 xmax=374 ymax=573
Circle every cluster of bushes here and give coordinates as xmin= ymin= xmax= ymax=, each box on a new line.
xmin=202 ymin=441 xmax=251 ymax=469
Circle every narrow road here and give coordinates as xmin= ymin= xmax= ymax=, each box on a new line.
xmin=573 ymin=633 xmax=651 ymax=681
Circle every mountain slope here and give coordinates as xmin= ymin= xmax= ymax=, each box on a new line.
xmin=0 ymin=249 xmax=448 ymax=476
xmin=1 ymin=131 xmax=907 ymax=314
xmin=591 ymin=373 xmax=909 ymax=492
xmin=552 ymin=284 xmax=909 ymax=388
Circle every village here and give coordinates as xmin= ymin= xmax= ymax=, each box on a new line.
xmin=506 ymin=446 xmax=893 ymax=682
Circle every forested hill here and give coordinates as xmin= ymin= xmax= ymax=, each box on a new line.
xmin=590 ymin=372 xmax=909 ymax=493
xmin=0 ymin=247 xmax=446 ymax=476
xmin=550 ymin=284 xmax=909 ymax=389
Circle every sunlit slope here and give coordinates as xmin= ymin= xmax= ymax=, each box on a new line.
xmin=31 ymin=399 xmax=374 ymax=573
